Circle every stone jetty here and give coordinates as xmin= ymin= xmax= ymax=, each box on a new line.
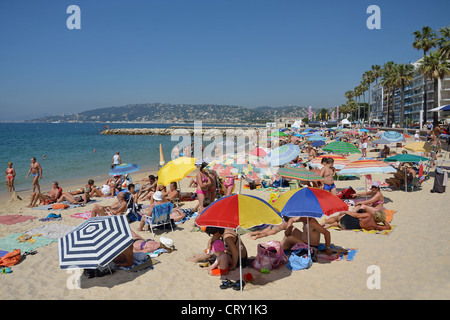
xmin=100 ymin=126 xmax=265 ymax=136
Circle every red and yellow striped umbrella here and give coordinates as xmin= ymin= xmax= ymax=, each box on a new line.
xmin=308 ymin=154 xmax=350 ymax=170
xmin=339 ymin=159 xmax=396 ymax=175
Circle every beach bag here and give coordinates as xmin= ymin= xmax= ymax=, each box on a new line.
xmin=252 ymin=241 xmax=288 ymax=272
xmin=286 ymin=245 xmax=313 ymax=271
xmin=338 ymin=187 xmax=355 ymax=199
xmin=0 ymin=249 xmax=21 ymax=267
xmin=53 ymin=203 xmax=69 ymax=209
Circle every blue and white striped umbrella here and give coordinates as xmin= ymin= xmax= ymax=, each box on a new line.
xmin=109 ymin=163 xmax=140 ymax=175
xmin=380 ymin=131 xmax=405 ymax=143
xmin=265 ymin=144 xmax=300 ymax=166
xmin=58 ymin=215 xmax=133 ymax=270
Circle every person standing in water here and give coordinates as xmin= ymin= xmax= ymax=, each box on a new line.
xmin=112 ymin=151 xmax=121 ymax=168
xmin=5 ymin=162 xmax=16 ymax=192
xmin=26 ymin=157 xmax=43 ymax=194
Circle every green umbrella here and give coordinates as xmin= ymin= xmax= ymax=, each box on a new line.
xmin=384 ymin=153 xmax=428 ymax=192
xmin=269 ymin=131 xmax=288 ymax=137
xmin=278 ymin=167 xmax=324 ymax=182
xmin=322 ymin=141 xmax=361 ymax=155
xmin=384 ymin=154 xmax=428 ymax=163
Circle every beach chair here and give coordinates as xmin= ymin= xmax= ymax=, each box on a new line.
xmin=124 ymin=192 xmax=141 ymax=222
xmin=145 ymin=202 xmax=174 ymax=237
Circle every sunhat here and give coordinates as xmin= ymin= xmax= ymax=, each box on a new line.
xmin=159 ymin=236 xmax=175 ymax=252
xmin=371 ymin=181 xmax=380 ymax=188
xmin=153 ymin=191 xmax=163 ymax=201
xmin=212 ymin=240 xmax=226 ymax=253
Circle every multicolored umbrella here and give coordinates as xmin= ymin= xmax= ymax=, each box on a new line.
xmin=196 ymin=194 xmax=282 ymax=292
xmin=338 ymin=159 xmax=396 ymax=175
xmin=272 ymin=187 xmax=348 ymax=218
xmin=265 ymin=144 xmax=301 ymax=166
xmin=380 ymin=131 xmax=405 ymax=143
xmin=157 ymin=156 xmax=196 ymax=186
xmin=322 ymin=141 xmax=361 ymax=155
xmin=308 ymin=154 xmax=350 ymax=170
xmin=277 ymin=167 xmax=324 ymax=182
xmin=109 ymin=163 xmax=140 ymax=175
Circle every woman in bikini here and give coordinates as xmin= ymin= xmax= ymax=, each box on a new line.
xmin=222 ymin=174 xmax=235 ymax=196
xmin=351 ymin=182 xmax=384 ymax=210
xmin=320 ymin=158 xmax=336 ymax=195
xmin=5 ymin=162 xmax=16 ymax=192
xmin=196 ymin=162 xmax=211 ymax=213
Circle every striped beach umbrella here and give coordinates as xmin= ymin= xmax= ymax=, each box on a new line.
xmin=265 ymin=144 xmax=301 ymax=166
xmin=272 ymin=187 xmax=348 ymax=218
xmin=58 ymin=215 xmax=133 ymax=270
xmin=380 ymin=131 xmax=405 ymax=143
xmin=322 ymin=141 xmax=361 ymax=154
xmin=308 ymin=154 xmax=350 ymax=170
xmin=338 ymin=159 xmax=396 ymax=175
xmin=277 ymin=167 xmax=324 ymax=182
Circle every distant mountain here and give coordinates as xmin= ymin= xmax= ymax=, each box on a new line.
xmin=27 ymin=103 xmax=313 ymax=123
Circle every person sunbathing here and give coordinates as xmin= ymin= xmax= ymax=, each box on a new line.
xmin=69 ymin=179 xmax=95 ymax=195
xmin=323 ymin=204 xmax=391 ymax=232
xmin=247 ymin=218 xmax=289 ymax=240
xmin=91 ymin=192 xmax=127 ymax=216
xmin=27 ymin=181 xmax=62 ymax=208
xmin=57 ymin=191 xmax=90 ymax=205
xmin=351 ymin=182 xmax=384 ymax=210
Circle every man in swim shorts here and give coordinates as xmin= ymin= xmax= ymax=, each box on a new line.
xmin=26 ymin=157 xmax=42 ymax=193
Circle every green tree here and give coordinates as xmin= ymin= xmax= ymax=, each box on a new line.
xmin=437 ymin=26 xmax=450 ymax=60
xmin=413 ymin=26 xmax=437 ymax=124
xmin=394 ymin=63 xmax=415 ymax=127
xmin=418 ymin=51 xmax=450 ymax=126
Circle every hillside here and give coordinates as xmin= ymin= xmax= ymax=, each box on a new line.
xmin=27 ymin=103 xmax=312 ymax=123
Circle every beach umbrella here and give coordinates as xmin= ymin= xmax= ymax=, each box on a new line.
xmin=403 ymin=141 xmax=432 ymax=153
xmin=311 ymin=140 xmax=326 ymax=148
xmin=308 ymin=154 xmax=350 ymax=170
xmin=277 ymin=167 xmax=324 ymax=183
xmin=339 ymin=159 xmax=397 ymax=176
xmin=159 ymin=144 xmax=166 ymax=166
xmin=272 ymin=187 xmax=349 ymax=263
xmin=322 ymin=141 xmax=361 ymax=155
xmin=250 ymin=147 xmax=268 ymax=157
xmin=109 ymin=163 xmax=140 ymax=175
xmin=429 ymin=104 xmax=450 ymax=112
xmin=265 ymin=144 xmax=301 ymax=166
xmin=360 ymin=128 xmax=370 ymax=133
xmin=157 ymin=156 xmax=196 ymax=186
xmin=293 ymin=134 xmax=304 ymax=137
xmin=380 ymin=131 xmax=405 ymax=143
xmin=272 ymin=187 xmax=348 ymax=218
xmin=269 ymin=131 xmax=288 ymax=137
xmin=307 ymin=136 xmax=327 ymax=141
xmin=58 ymin=215 xmax=133 ymax=270
xmin=372 ymin=138 xmax=391 ymax=145
xmin=196 ymin=194 xmax=282 ymax=292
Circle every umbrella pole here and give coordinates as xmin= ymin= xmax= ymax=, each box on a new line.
xmin=238 ymin=228 xmax=243 ymax=293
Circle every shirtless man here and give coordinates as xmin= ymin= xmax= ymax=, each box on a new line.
xmin=91 ymin=192 xmax=127 ymax=217
xmin=281 ymin=217 xmax=334 ymax=255
xmin=26 ymin=157 xmax=42 ymax=193
xmin=320 ymin=158 xmax=336 ymax=195
xmin=27 ymin=181 xmax=61 ymax=208
xmin=323 ymin=204 xmax=391 ymax=232
xmin=307 ymin=145 xmax=316 ymax=161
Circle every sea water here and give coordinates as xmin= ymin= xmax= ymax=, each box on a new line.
xmin=0 ymin=122 xmax=185 ymax=195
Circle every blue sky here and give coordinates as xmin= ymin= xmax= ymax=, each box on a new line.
xmin=0 ymin=0 xmax=449 ymax=121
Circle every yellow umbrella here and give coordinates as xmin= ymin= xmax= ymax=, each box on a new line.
xmin=404 ymin=141 xmax=432 ymax=153
xmin=157 ymin=156 xmax=196 ymax=186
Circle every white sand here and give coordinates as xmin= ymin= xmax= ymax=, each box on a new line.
xmin=1 ymin=144 xmax=449 ymax=300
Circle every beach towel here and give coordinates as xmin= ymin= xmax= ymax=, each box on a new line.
xmin=31 ymin=199 xmax=99 ymax=211
xmin=70 ymin=211 xmax=92 ymax=220
xmin=329 ymin=225 xmax=396 ymax=236
xmin=0 ymin=232 xmax=56 ymax=253
xmin=25 ymin=224 xmax=74 ymax=239
xmin=0 ymin=215 xmax=38 ymax=225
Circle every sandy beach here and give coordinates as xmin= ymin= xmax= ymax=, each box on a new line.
xmin=1 ymin=144 xmax=449 ymax=301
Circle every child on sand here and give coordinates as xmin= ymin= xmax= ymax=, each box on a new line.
xmin=205 ymin=240 xmax=232 ymax=276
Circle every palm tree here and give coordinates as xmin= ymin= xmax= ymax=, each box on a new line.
xmin=412 ymin=26 xmax=437 ymax=124
xmin=437 ymin=26 xmax=450 ymax=60
xmin=418 ymin=51 xmax=450 ymax=126
xmin=363 ymin=70 xmax=375 ymax=125
xmin=394 ymin=63 xmax=415 ymax=127
xmin=381 ymin=61 xmax=396 ymax=126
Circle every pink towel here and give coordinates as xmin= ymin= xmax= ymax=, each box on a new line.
xmin=70 ymin=211 xmax=92 ymax=219
xmin=0 ymin=215 xmax=37 ymax=225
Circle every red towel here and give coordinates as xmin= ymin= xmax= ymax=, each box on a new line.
xmin=0 ymin=215 xmax=37 ymax=225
